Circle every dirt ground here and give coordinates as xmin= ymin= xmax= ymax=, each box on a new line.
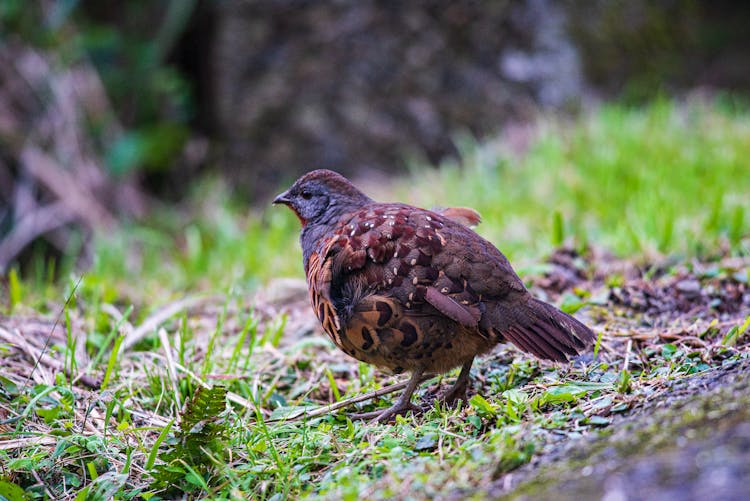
xmin=471 ymin=249 xmax=750 ymax=500
xmin=487 ymin=357 xmax=750 ymax=500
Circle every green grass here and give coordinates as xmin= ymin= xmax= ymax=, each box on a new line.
xmin=396 ymin=98 xmax=750 ymax=261
xmin=1 ymin=99 xmax=750 ymax=500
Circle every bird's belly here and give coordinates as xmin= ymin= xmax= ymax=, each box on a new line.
xmin=339 ymin=321 xmax=494 ymax=375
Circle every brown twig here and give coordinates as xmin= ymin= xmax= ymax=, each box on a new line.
xmin=264 ymin=375 xmax=433 ymax=422
xmin=0 ymin=436 xmax=58 ymax=451
xmin=21 ymin=146 xmax=115 ymax=229
xmin=0 ymin=201 xmax=76 ymax=272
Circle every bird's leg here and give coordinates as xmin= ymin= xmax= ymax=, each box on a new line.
xmin=441 ymin=358 xmax=474 ymax=405
xmin=350 ymin=369 xmax=426 ymax=423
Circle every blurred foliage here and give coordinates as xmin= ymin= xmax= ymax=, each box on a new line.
xmin=568 ymin=0 xmax=750 ymax=103
xmin=0 ymin=0 xmax=194 ymax=179
xmin=398 ymin=98 xmax=750 ymax=262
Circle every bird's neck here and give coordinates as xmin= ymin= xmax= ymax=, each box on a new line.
xmin=301 ymin=223 xmax=327 ymax=269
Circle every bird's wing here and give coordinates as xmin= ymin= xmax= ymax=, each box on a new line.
xmin=318 ymin=204 xmax=524 ymax=332
xmin=305 ymin=247 xmax=343 ymax=347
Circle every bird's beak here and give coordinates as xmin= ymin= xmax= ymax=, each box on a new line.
xmin=273 ymin=190 xmax=291 ymax=205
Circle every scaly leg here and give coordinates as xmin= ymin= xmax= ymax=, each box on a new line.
xmin=350 ymin=368 xmax=425 ymax=423
xmin=441 ymin=358 xmax=474 ymax=405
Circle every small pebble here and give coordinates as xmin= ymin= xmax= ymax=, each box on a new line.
xmin=675 ymin=279 xmax=701 ymax=298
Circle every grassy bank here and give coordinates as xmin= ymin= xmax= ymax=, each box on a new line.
xmin=1 ymin=99 xmax=749 ymax=499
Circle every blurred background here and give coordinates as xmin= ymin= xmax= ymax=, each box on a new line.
xmin=1 ymin=0 xmax=750 ymax=286
xmin=3 ymin=4 xmax=750 ymax=499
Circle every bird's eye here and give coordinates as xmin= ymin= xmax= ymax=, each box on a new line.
xmin=301 ymin=190 xmax=313 ymax=200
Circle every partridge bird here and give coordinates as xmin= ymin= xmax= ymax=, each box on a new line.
xmin=274 ymin=169 xmax=595 ymax=422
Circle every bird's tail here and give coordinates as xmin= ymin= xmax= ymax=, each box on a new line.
xmin=493 ymin=297 xmax=596 ymax=362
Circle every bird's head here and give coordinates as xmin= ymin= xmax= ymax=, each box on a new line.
xmin=273 ymin=169 xmax=372 ymax=225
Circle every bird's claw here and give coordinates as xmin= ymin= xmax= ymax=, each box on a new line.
xmin=349 ymin=402 xmax=422 ymax=423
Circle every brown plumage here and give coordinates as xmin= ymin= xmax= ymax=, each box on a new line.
xmin=274 ymin=169 xmax=596 ymax=422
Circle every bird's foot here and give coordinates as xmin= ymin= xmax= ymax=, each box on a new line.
xmin=349 ymin=401 xmax=422 ymax=423
xmin=439 ymin=383 xmax=469 ymax=406
xmin=421 ymin=376 xmax=471 ymax=408
xmin=437 ymin=359 xmax=473 ymax=407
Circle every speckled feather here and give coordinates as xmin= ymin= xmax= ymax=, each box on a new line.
xmin=280 ymin=171 xmax=595 ymax=377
